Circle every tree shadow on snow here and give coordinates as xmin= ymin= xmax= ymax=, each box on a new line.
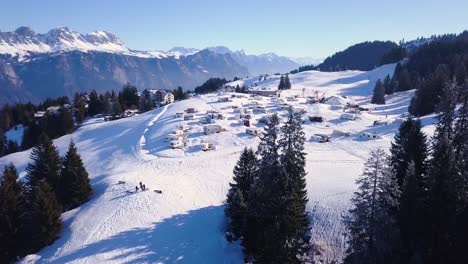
xmin=52 ymin=206 xmax=242 ymax=264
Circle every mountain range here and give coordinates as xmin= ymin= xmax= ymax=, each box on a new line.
xmin=0 ymin=27 xmax=304 ymax=104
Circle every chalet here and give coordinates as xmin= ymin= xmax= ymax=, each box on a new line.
xmin=147 ymin=89 xmax=174 ymax=105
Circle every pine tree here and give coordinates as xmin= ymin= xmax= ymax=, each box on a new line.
xmin=278 ymin=75 xmax=285 ymax=90
xmin=344 ymin=149 xmax=401 ymax=264
xmin=59 ymin=108 xmax=75 ymax=135
xmin=244 ymin=114 xmax=285 ymax=262
xmin=112 ymin=99 xmax=122 ymax=115
xmin=371 ymin=79 xmax=386 ymax=104
xmin=25 ymin=134 xmax=62 ymax=201
xmin=27 ymin=180 xmax=62 ymax=253
xmin=59 ymin=141 xmax=92 ymax=211
xmin=428 ymin=135 xmax=458 ymax=264
xmin=383 ymin=74 xmax=393 ymax=94
xmin=389 ymin=118 xmax=428 ymax=186
xmin=0 ymin=164 xmax=24 ymax=262
xmin=284 ymin=74 xmax=292 ymax=89
xmin=434 ymin=78 xmax=458 ymax=141
xmin=278 ymin=109 xmax=310 ymax=263
xmin=399 ymin=162 xmax=430 ymax=263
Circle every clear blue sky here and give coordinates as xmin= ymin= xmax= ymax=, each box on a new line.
xmin=0 ymin=0 xmax=467 ymax=58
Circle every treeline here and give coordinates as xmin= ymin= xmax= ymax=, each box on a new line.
xmin=194 ymin=78 xmax=228 ymax=94
xmin=0 ymin=135 xmax=92 ymax=262
xmin=1 ymin=83 xmax=189 ymax=157
xmin=317 ymin=41 xmax=399 ymax=72
xmin=387 ymin=31 xmax=468 ymax=116
xmin=225 ymin=110 xmax=310 ymax=263
xmin=290 ymin=65 xmax=316 ymax=74
xmin=344 ymin=80 xmax=468 ymax=264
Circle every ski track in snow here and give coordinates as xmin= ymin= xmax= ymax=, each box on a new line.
xmin=0 ymin=65 xmax=439 ymax=264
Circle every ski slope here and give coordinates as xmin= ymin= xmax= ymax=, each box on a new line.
xmin=0 ymin=64 xmax=437 ymax=263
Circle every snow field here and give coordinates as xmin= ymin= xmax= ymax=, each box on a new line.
xmin=0 ymin=64 xmax=438 ymax=263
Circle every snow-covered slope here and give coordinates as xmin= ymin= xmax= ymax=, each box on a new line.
xmin=0 ymin=64 xmax=437 ymax=263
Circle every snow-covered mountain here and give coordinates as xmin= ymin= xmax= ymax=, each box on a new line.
xmin=0 ymin=27 xmax=306 ymax=104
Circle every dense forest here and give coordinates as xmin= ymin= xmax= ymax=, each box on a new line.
xmin=386 ymin=31 xmax=468 ymax=116
xmin=290 ymin=41 xmax=401 ymax=74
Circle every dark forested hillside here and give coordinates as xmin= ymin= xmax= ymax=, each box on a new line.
xmin=388 ymin=31 xmax=468 ymax=116
xmin=316 ymin=41 xmax=398 ymax=71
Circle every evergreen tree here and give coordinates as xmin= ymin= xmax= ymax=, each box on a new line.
xmin=27 ymin=180 xmax=62 ymax=253
xmin=278 ymin=75 xmax=285 ymax=90
xmin=59 ymin=108 xmax=75 ymax=135
xmin=389 ymin=118 xmax=428 ymax=186
xmin=75 ymin=100 xmax=86 ymax=124
xmin=59 ymin=141 xmax=92 ymax=211
xmin=383 ymin=74 xmax=393 ymax=94
xmin=278 ymin=109 xmax=310 ymax=263
xmin=428 ymin=135 xmax=458 ymax=264
xmin=344 ymin=149 xmax=401 ymax=264
xmin=25 ymin=134 xmax=62 ymax=200
xmin=399 ymin=162 xmax=430 ymax=263
xmin=0 ymin=129 xmax=5 ymax=156
xmin=0 ymin=164 xmax=24 ymax=262
xmin=434 ymin=78 xmax=458 ymax=141
xmin=284 ymin=74 xmax=292 ymax=89
xmin=88 ymin=90 xmax=102 ymax=116
xmin=244 ymin=114 xmax=286 ymax=262
xmin=112 ymin=99 xmax=122 ymax=115
xmin=371 ymin=79 xmax=386 ymax=104
xmin=120 ymin=83 xmax=140 ymax=109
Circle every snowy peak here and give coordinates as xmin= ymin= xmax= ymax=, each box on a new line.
xmin=0 ymin=26 xmax=129 ymax=58
xmin=41 ymin=27 xmax=128 ymax=53
xmin=166 ymin=47 xmax=200 ymax=58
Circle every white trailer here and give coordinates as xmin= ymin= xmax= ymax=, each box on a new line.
xmin=203 ymin=124 xmax=223 ymax=135
xmin=175 ymin=112 xmax=185 ymax=118
xmin=340 ymin=113 xmax=357 ymax=120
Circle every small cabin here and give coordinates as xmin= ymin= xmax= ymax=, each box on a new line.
xmin=175 ymin=112 xmax=185 ymax=118
xmin=309 ymin=116 xmax=323 ymax=123
xmin=204 ymin=124 xmax=223 ymax=135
